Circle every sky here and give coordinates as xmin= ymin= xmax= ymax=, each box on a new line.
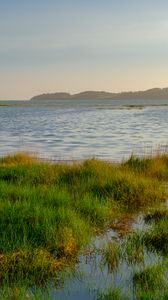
xmin=1 ymin=0 xmax=168 ymax=100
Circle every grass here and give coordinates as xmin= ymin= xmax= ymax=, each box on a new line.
xmin=96 ymin=287 xmax=129 ymax=300
xmin=133 ymin=263 xmax=167 ymax=291
xmin=101 ymin=241 xmax=120 ymax=272
xmin=122 ymin=231 xmax=145 ymax=265
xmin=115 ymin=207 xmax=168 ymax=299
xmin=101 ymin=216 xmax=168 ymax=300
xmin=144 ymin=211 xmax=168 ymax=255
xmin=124 ymin=153 xmax=168 ymax=180
xmin=133 ymin=262 xmax=168 ymax=300
xmin=0 ymin=152 xmax=168 ymax=298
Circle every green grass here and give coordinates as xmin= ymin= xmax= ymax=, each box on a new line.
xmin=144 ymin=211 xmax=168 ymax=256
xmin=133 ymin=262 xmax=168 ymax=300
xmin=0 ymin=153 xmax=168 ymax=298
xmin=117 ymin=207 xmax=168 ymax=300
xmin=124 ymin=153 xmax=168 ymax=180
xmin=133 ymin=263 xmax=167 ymax=291
xmin=101 ymin=241 xmax=120 ymax=272
xmin=96 ymin=287 xmax=129 ymax=300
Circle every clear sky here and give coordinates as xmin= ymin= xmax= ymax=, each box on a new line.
xmin=1 ymin=0 xmax=168 ymax=99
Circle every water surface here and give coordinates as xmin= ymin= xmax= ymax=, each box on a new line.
xmin=0 ymin=99 xmax=168 ymax=161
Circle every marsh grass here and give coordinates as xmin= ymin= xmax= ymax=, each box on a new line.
xmin=124 ymin=153 xmax=168 ymax=180
xmin=96 ymin=287 xmax=129 ymax=300
xmin=0 ymin=285 xmax=52 ymax=300
xmin=144 ymin=211 xmax=168 ymax=256
xmin=133 ymin=263 xmax=168 ymax=294
xmin=122 ymin=231 xmax=145 ymax=265
xmin=0 ymin=153 xmax=168 ymax=298
xmin=101 ymin=241 xmax=120 ymax=272
xmin=115 ymin=208 xmax=168 ymax=299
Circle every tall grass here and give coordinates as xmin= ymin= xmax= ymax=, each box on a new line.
xmin=0 ymin=152 xmax=167 ymax=297
xmin=124 ymin=153 xmax=168 ymax=180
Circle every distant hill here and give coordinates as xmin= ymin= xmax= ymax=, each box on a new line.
xmin=30 ymin=88 xmax=168 ymax=101
xmin=31 ymin=92 xmax=71 ymax=100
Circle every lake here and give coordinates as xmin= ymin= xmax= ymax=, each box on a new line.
xmin=0 ymin=98 xmax=168 ymax=161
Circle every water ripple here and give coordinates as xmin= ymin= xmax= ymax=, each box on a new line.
xmin=0 ymin=101 xmax=168 ymax=161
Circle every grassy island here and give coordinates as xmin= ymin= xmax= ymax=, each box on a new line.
xmin=0 ymin=153 xmax=168 ymax=299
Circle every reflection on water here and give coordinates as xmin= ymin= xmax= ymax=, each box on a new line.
xmin=52 ymin=208 xmax=164 ymax=300
xmin=0 ymin=99 xmax=168 ymax=161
